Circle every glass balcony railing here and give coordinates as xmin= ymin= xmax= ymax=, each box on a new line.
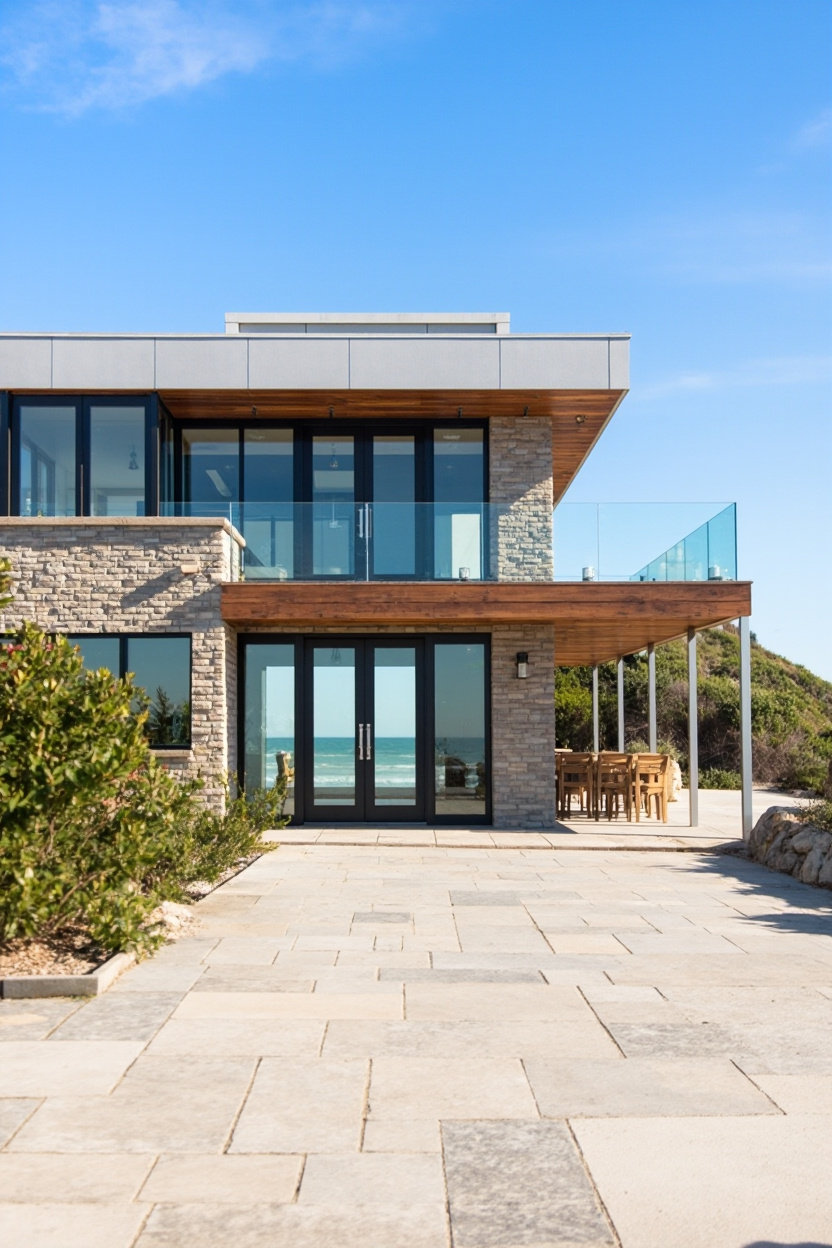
xmin=160 ymin=502 xmax=513 ymax=581
xmin=553 ymin=502 xmax=737 ymax=582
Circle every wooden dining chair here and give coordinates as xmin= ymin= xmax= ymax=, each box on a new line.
xmin=596 ymin=753 xmax=634 ymax=821
xmin=557 ymin=752 xmax=596 ymax=819
xmin=632 ymin=754 xmax=669 ymax=822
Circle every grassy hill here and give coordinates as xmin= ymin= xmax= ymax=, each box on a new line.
xmin=554 ymin=626 xmax=832 ymax=792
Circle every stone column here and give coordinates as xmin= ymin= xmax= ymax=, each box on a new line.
xmin=490 ymin=624 xmax=556 ymax=829
xmin=489 ymin=416 xmax=554 ymax=581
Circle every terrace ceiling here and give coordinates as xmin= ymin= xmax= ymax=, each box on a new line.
xmin=158 ymin=388 xmax=626 ymax=504
xmin=221 ymin=579 xmax=752 ymax=666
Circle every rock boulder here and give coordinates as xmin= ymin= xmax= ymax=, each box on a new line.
xmin=747 ymin=806 xmax=832 ymax=891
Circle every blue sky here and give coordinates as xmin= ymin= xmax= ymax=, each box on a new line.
xmin=1 ymin=0 xmax=830 ymax=676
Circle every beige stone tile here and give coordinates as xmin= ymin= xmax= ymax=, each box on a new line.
xmin=0 ymin=1042 xmax=145 ymax=1097
xmin=0 ymin=1153 xmax=154 ymax=1202
xmin=542 ymin=932 xmax=630 ymax=955
xmin=324 ymin=1018 xmax=619 ymax=1061
xmin=404 ymin=982 xmax=591 ymax=1022
xmin=298 ymin=1153 xmax=444 ymax=1205
xmin=368 ymin=1056 xmax=538 ymax=1120
xmin=174 ymin=991 xmax=401 ymax=1020
xmin=147 ymin=1018 xmax=325 ymax=1057
xmin=140 ymin=1154 xmax=303 ymax=1203
xmin=453 ymin=926 xmax=552 ymax=953
xmin=273 ymin=951 xmax=338 ymax=971
xmin=112 ymin=965 xmax=206 ymax=994
xmin=204 ymin=938 xmax=286 ymax=964
xmin=573 ymin=1116 xmax=832 ymax=1248
xmin=524 ymin=1057 xmax=776 ymax=1118
xmin=0 ymin=1204 xmax=148 ymax=1248
xmin=334 ymin=952 xmax=431 ymax=969
xmin=605 ymin=952 xmax=832 ymax=986
xmin=230 ymin=1059 xmax=368 ymax=1153
xmin=362 ymin=1119 xmax=441 ymax=1153
xmin=135 ymin=1202 xmax=448 ymax=1248
xmin=749 ymin=1073 xmax=832 ymax=1114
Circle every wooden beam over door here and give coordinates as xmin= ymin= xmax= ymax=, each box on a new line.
xmin=221 ymin=579 xmax=752 ymax=666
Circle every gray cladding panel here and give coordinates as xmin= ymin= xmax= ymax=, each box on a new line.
xmin=52 ymin=337 xmax=155 ymax=390
xmin=155 ymin=337 xmax=248 ymax=389
xmin=0 ymin=338 xmax=52 ymax=388
xmin=248 ymin=337 xmax=350 ymax=389
xmin=349 ymin=336 xmax=500 ymax=389
xmin=500 ymin=337 xmax=611 ymax=389
xmin=609 ymin=337 xmax=629 ymax=389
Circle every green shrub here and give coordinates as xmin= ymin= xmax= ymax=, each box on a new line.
xmin=0 ymin=622 xmax=286 ymax=955
xmin=796 ymin=798 xmax=832 ymax=833
xmin=699 ymin=768 xmax=741 ymax=790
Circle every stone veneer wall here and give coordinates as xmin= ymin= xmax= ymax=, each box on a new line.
xmin=491 ymin=624 xmax=556 ymax=828
xmin=0 ymin=518 xmax=243 ymax=808
xmin=489 ymin=416 xmax=554 ymax=581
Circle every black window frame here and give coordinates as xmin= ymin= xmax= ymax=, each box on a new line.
xmin=238 ymin=631 xmax=492 ymax=825
xmin=9 ymin=394 xmax=158 ymax=518
xmin=67 ymin=631 xmax=192 ymax=750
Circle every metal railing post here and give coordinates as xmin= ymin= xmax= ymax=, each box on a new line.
xmin=740 ymin=616 xmax=753 ymax=839
xmin=648 ymin=643 xmax=657 ymax=753
xmin=617 ymin=657 xmax=625 ymax=752
xmin=592 ymin=664 xmax=600 ymax=753
xmin=688 ymin=628 xmax=699 ymax=828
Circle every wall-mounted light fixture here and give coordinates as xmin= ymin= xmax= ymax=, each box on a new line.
xmin=251 ymin=406 xmax=257 ymax=417
xmin=180 ymin=560 xmax=200 ymax=576
xmin=458 ymin=567 xmax=470 ymax=581
xmin=516 ymin=651 xmax=529 ymax=679
xmin=523 ymin=405 xmax=530 ymax=417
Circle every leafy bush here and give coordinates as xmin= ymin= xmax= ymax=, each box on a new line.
xmin=0 ymin=622 xmax=286 ymax=955
xmin=699 ymin=768 xmax=741 ymax=790
xmin=796 ymin=798 xmax=832 ymax=833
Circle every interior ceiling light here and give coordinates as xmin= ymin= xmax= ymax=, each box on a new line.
xmin=128 ymin=445 xmax=139 ymax=471
xmin=575 ymin=414 xmax=586 ymax=424
xmin=329 ymin=443 xmax=339 ymax=469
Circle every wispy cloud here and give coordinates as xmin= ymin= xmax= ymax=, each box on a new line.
xmin=791 ymin=108 xmax=832 ymax=151
xmin=638 ymin=354 xmax=832 ymax=401
xmin=545 ymin=209 xmax=832 ymax=287
xmin=0 ymin=1 xmax=416 ymax=115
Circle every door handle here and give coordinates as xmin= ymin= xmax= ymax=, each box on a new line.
xmin=358 ymin=508 xmax=364 ymax=539
xmin=358 ymin=724 xmax=364 ymax=760
xmin=366 ymin=504 xmax=372 ymax=539
xmin=366 ymin=722 xmax=372 ymax=760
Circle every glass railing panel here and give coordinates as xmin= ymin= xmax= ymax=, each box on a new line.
xmin=553 ymin=502 xmax=737 ymax=581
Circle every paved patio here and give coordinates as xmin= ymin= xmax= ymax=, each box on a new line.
xmin=2 ymin=804 xmax=832 ymax=1247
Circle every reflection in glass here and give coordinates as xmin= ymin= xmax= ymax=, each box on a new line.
xmin=434 ymin=643 xmax=486 ymax=817
xmin=126 ymin=637 xmax=191 ymax=747
xmin=242 ymin=430 xmax=295 ymax=579
xmin=244 ymin=644 xmax=295 ymax=816
xmin=69 ymin=635 xmax=120 ymax=675
xmin=373 ymin=647 xmax=416 ymax=806
xmin=19 ymin=405 xmax=76 ymax=517
xmin=433 ymin=429 xmax=485 ymax=579
xmin=312 ymin=437 xmax=354 ymax=576
xmin=90 ymin=405 xmax=146 ymax=517
xmin=372 ymin=436 xmax=415 ymax=576
xmin=312 ymin=647 xmax=356 ymax=806
xmin=182 ymin=429 xmax=239 ymax=514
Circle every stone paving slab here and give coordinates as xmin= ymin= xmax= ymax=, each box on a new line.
xmin=3 ymin=836 xmax=832 ymax=1246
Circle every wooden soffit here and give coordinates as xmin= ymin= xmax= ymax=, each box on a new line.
xmin=221 ymin=580 xmax=752 ymax=666
xmin=158 ymin=388 xmax=626 ymax=505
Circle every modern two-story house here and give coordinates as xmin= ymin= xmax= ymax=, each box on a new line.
xmin=0 ymin=312 xmax=752 ymax=830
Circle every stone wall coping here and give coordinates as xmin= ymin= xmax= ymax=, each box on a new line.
xmin=0 ymin=516 xmax=245 ymax=546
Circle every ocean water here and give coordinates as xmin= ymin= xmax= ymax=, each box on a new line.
xmin=265 ymin=736 xmax=484 ymax=790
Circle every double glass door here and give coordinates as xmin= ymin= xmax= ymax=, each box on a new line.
xmin=305 ymin=639 xmax=423 ymax=821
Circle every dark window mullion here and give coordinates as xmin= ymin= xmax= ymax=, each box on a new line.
xmin=79 ymin=398 xmax=89 ymax=516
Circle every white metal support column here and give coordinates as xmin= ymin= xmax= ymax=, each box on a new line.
xmin=647 ymin=643 xmax=657 ymax=753
xmin=740 ymin=616 xmax=753 ymax=840
xmin=592 ymin=664 xmax=600 ymax=753
xmin=688 ymin=627 xmax=699 ymax=828
xmin=617 ymin=657 xmax=625 ymax=752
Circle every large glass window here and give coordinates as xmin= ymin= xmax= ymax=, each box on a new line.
xmin=433 ymin=429 xmax=485 ymax=579
xmin=312 ymin=436 xmax=355 ymax=576
xmin=89 ymin=404 xmax=146 ymax=517
xmin=242 ymin=429 xmax=294 ymax=579
xmin=244 ymin=644 xmax=296 ymax=814
xmin=182 ymin=429 xmax=239 ymax=514
xmin=372 ymin=434 xmax=416 ymax=576
xmin=69 ymin=634 xmax=191 ymax=748
xmin=19 ymin=405 xmax=77 ymax=517
xmin=434 ymin=641 xmax=487 ymax=818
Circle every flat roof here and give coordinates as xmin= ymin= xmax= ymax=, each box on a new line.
xmin=225 ymin=311 xmax=511 ymax=334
